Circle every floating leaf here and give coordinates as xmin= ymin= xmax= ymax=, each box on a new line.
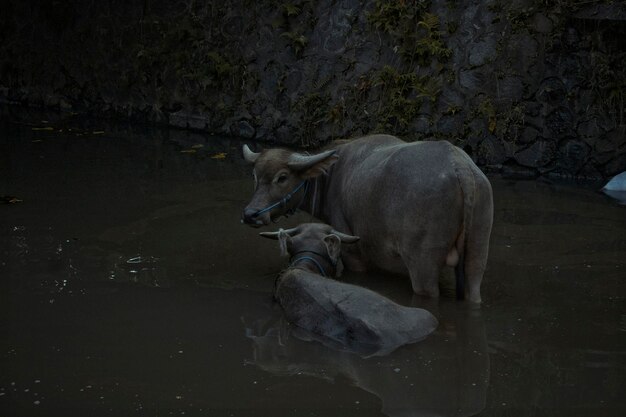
xmin=31 ymin=140 xmax=43 ymax=143
xmin=32 ymin=127 xmax=54 ymax=131
xmin=92 ymin=131 xmax=105 ymax=135
xmin=1 ymin=196 xmax=23 ymax=204
xmin=191 ymin=144 xmax=204 ymax=149
xmin=210 ymin=152 xmax=227 ymax=159
xmin=181 ymin=149 xmax=197 ymax=154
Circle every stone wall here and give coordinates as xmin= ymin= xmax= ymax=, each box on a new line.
xmin=1 ymin=0 xmax=624 ymax=178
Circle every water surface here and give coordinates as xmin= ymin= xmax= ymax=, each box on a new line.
xmin=1 ymin=109 xmax=624 ymax=416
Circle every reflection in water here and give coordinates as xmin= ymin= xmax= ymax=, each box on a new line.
xmin=602 ymin=189 xmax=626 ymax=205
xmin=115 ymin=255 xmax=169 ymax=287
xmin=245 ymin=303 xmax=489 ymax=417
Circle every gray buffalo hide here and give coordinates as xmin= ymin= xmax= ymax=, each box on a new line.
xmin=275 ymin=268 xmax=438 ymax=356
xmin=245 ymin=301 xmax=489 ymax=417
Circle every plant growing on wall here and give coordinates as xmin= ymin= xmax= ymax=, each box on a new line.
xmin=374 ymin=65 xmax=441 ymax=133
xmin=295 ymin=92 xmax=331 ymax=147
xmin=588 ymin=50 xmax=626 ymax=126
xmin=368 ymin=1 xmax=451 ymax=65
xmin=363 ymin=1 xmax=453 ymax=138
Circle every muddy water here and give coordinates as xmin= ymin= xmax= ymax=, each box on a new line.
xmin=1 ymin=112 xmax=625 ymax=416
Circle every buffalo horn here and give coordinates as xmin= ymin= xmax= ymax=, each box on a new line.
xmin=243 ymin=144 xmax=260 ymax=164
xmin=259 ymin=227 xmax=299 ymax=239
xmin=330 ymin=230 xmax=360 ymax=243
xmin=287 ymin=150 xmax=336 ymax=171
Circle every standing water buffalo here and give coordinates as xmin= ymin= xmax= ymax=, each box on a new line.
xmin=242 ymin=134 xmax=493 ymax=303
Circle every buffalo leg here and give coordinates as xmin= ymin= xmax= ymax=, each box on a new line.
xmin=463 ymin=172 xmax=493 ymax=304
xmin=404 ymin=249 xmax=446 ymax=298
xmin=342 ymin=252 xmax=368 ymax=272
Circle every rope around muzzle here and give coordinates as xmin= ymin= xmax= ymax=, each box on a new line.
xmin=251 ymin=180 xmax=309 ymax=219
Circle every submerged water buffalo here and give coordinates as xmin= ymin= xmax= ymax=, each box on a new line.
xmin=261 ymin=223 xmax=438 ymax=355
xmin=245 ymin=302 xmax=489 ymax=417
xmin=242 ymin=134 xmax=493 ymax=303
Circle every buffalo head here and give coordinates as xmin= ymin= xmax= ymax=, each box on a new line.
xmin=241 ymin=145 xmax=338 ymax=226
xmin=259 ymin=223 xmax=359 ymax=277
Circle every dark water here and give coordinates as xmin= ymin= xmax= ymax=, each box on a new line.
xmin=1 ymin=110 xmax=625 ymax=416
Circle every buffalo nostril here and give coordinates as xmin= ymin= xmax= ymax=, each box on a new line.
xmin=242 ymin=208 xmax=259 ymax=224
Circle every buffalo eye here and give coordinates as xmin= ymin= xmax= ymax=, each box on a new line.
xmin=276 ymin=174 xmax=288 ymax=184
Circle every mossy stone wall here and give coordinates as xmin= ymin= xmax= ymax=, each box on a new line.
xmin=1 ymin=0 xmax=624 ymax=178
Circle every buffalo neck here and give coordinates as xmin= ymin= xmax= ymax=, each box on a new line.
xmin=289 ymin=250 xmax=336 ymax=277
xmin=300 ymin=172 xmax=332 ymax=222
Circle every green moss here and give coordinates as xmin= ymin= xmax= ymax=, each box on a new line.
xmin=588 ymin=49 xmax=626 ymax=125
xmin=368 ymin=1 xmax=451 ymax=65
xmin=206 ymin=52 xmax=236 ymax=79
xmin=374 ymin=65 xmax=441 ymax=133
xmin=273 ymin=1 xmax=318 ymax=58
xmin=130 ymin=12 xmax=244 ymax=113
xmin=328 ymin=101 xmax=345 ymax=125
xmin=507 ymin=6 xmax=536 ymax=33
xmin=444 ymin=105 xmax=462 ymax=115
xmin=294 ymin=92 xmax=331 ymax=147
xmin=473 ymin=96 xmax=526 ymax=144
xmin=282 ymin=2 xmax=301 ymax=17
xmin=476 ymin=97 xmax=497 ymax=134
xmin=368 ymin=0 xmax=425 ymax=34
xmin=446 ymin=20 xmax=459 ymax=35
xmin=364 ymin=1 xmax=452 ymax=136
xmin=487 ymin=1 xmax=503 ymax=13
xmin=280 ymin=31 xmax=308 ymax=56
xmin=498 ymin=103 xmax=525 ymax=142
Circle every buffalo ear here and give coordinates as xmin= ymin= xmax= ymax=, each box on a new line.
xmin=323 ymin=234 xmax=342 ymax=264
xmin=287 ymin=150 xmax=338 ymax=178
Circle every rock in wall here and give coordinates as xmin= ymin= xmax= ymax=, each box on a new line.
xmin=1 ymin=0 xmax=624 ymax=178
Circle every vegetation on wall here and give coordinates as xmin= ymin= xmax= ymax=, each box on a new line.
xmin=294 ymin=92 xmax=331 ymax=147
xmin=134 ymin=16 xmax=244 ymax=110
xmin=588 ymin=43 xmax=626 ymax=126
xmin=0 ymin=0 xmax=623 ymax=177
xmin=374 ymin=65 xmax=441 ymax=132
xmin=363 ymin=0 xmax=451 ymax=137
